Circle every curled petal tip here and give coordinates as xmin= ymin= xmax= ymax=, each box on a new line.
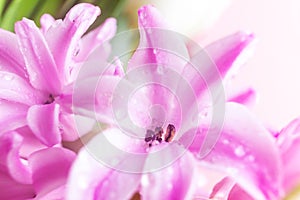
xmin=138 ymin=5 xmax=165 ymax=28
xmin=15 ymin=18 xmax=34 ymax=32
xmin=66 ymin=3 xmax=101 ymax=24
xmin=96 ymin=17 xmax=117 ymax=40
xmin=138 ymin=5 xmax=155 ymax=15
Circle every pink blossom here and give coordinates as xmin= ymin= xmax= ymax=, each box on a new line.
xmin=0 ymin=132 xmax=75 ymax=199
xmin=0 ymin=3 xmax=117 ymax=146
xmin=277 ymin=118 xmax=300 ymax=196
xmin=66 ymin=5 xmax=281 ymax=200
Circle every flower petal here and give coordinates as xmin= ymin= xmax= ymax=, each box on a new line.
xmin=178 ymin=32 xmax=254 ymax=116
xmin=86 ymin=128 xmax=147 ymax=166
xmin=0 ymin=171 xmax=35 ymax=200
xmin=277 ymin=118 xmax=300 ymax=193
xmin=0 ymin=100 xmax=28 ymax=133
xmin=180 ymin=102 xmax=281 ymax=199
xmin=140 ymin=143 xmax=197 ymax=200
xmin=228 ymin=184 xmax=255 ymax=200
xmin=0 ymin=71 xmax=45 ymax=105
xmin=15 ymin=18 xmax=62 ymax=94
xmin=73 ymin=75 xmax=134 ymax=126
xmin=40 ymin=14 xmax=55 ymax=33
xmin=205 ymin=31 xmax=255 ymax=81
xmin=27 ymin=103 xmax=61 ymax=146
xmin=208 ymin=177 xmax=236 ymax=199
xmin=128 ymin=5 xmax=189 ymax=74
xmin=228 ymin=87 xmax=257 ymax=107
xmin=66 ymin=144 xmax=141 ymax=200
xmin=0 ymin=29 xmax=27 ymax=78
xmin=36 ymin=185 xmax=65 ymax=200
xmin=59 ymin=113 xmax=95 ymax=141
xmin=45 ymin=3 xmax=100 ymax=82
xmin=73 ymin=55 xmax=121 ymax=83
xmin=76 ymin=17 xmax=117 ymax=62
xmin=16 ymin=126 xmax=47 ymax=158
xmin=29 ymin=147 xmax=75 ymax=198
xmin=192 ymin=163 xmax=231 ymax=198
xmin=0 ymin=132 xmax=32 ymax=185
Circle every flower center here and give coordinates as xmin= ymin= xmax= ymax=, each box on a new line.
xmin=144 ymin=124 xmax=176 ymax=147
xmin=44 ymin=94 xmax=55 ymax=104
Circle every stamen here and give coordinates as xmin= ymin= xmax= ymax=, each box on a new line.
xmin=44 ymin=94 xmax=55 ymax=104
xmin=145 ymin=130 xmax=155 ymax=143
xmin=155 ymin=127 xmax=163 ymax=143
xmin=165 ymin=124 xmax=176 ymax=142
xmin=144 ymin=124 xmax=176 ymax=147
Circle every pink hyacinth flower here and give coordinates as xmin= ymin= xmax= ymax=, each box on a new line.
xmin=0 ymin=3 xmax=117 ymax=146
xmin=66 ymin=5 xmax=280 ymax=200
xmin=0 ymin=132 xmax=75 ymax=199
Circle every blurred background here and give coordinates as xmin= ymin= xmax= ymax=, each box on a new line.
xmin=1 ymin=0 xmax=299 ymax=130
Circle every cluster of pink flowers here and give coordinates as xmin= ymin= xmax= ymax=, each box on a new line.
xmin=0 ymin=3 xmax=299 ymax=200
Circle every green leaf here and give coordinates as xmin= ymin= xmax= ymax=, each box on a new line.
xmin=0 ymin=0 xmax=40 ymax=31
xmin=0 ymin=0 xmax=5 ymax=23
xmin=32 ymin=0 xmax=61 ymax=27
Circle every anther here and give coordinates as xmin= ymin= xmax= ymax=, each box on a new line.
xmin=165 ymin=124 xmax=176 ymax=142
xmin=145 ymin=124 xmax=176 ymax=147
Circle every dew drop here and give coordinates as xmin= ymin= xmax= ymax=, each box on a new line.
xmin=31 ymin=72 xmax=37 ymax=81
xmin=153 ymin=48 xmax=158 ymax=55
xmin=141 ymin=175 xmax=150 ymax=187
xmin=223 ymin=139 xmax=229 ymax=145
xmin=234 ymin=145 xmax=246 ymax=157
xmin=20 ymin=158 xmax=28 ymax=166
xmin=199 ymin=110 xmax=208 ymax=120
xmin=4 ymin=74 xmax=14 ymax=81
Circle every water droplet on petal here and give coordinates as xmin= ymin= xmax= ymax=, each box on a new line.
xmin=223 ymin=139 xmax=229 ymax=145
xmin=31 ymin=72 xmax=37 ymax=81
xmin=20 ymin=158 xmax=28 ymax=166
xmin=153 ymin=48 xmax=158 ymax=55
xmin=234 ymin=145 xmax=246 ymax=157
xmin=199 ymin=110 xmax=208 ymax=120
xmin=141 ymin=175 xmax=150 ymax=187
xmin=3 ymin=74 xmax=14 ymax=81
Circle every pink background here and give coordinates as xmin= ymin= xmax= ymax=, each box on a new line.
xmin=200 ymin=0 xmax=300 ymax=130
